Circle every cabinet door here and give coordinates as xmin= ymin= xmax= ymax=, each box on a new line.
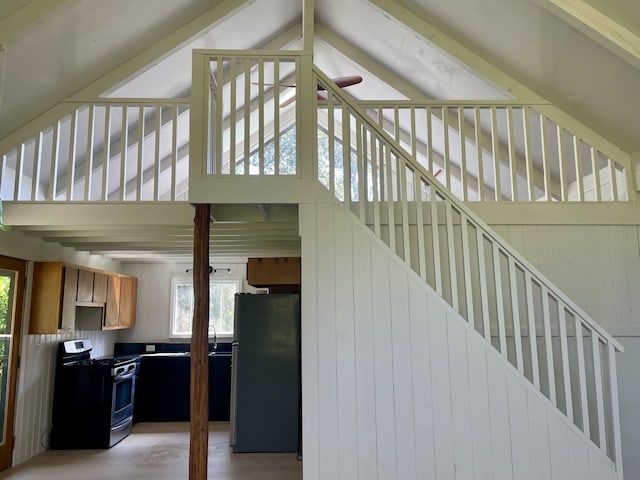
xmin=247 ymin=257 xmax=301 ymax=286
xmin=105 ymin=275 xmax=121 ymax=329
xmin=119 ymin=276 xmax=137 ymax=328
xmin=76 ymin=269 xmax=93 ymax=302
xmin=29 ymin=263 xmax=64 ymax=334
xmin=93 ymin=273 xmax=108 ymax=303
xmin=60 ymin=267 xmax=78 ymax=332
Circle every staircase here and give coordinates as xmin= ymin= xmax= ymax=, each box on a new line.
xmin=301 ymin=66 xmax=624 ymax=479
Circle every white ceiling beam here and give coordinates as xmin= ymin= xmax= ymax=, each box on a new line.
xmin=4 ymin=202 xmax=298 ymax=226
xmin=17 ymin=222 xmax=297 ymax=233
xmin=533 ymin=0 xmax=640 ymax=69
xmin=0 ymin=0 xmax=73 ymax=45
xmin=3 ymin=203 xmax=194 ymax=226
xmin=368 ymin=0 xmax=630 ymax=164
xmin=0 ymin=0 xmax=250 ymax=154
xmin=303 ymin=0 xmax=314 ymax=53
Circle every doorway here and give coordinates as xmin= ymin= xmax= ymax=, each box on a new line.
xmin=0 ymin=255 xmax=26 ymax=470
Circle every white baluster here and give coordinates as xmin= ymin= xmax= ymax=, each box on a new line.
xmin=119 ymin=106 xmax=128 ymax=201
xmin=101 ymin=105 xmax=111 ymax=201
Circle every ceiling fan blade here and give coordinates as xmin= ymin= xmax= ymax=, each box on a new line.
xmin=318 ymin=75 xmax=363 ymax=91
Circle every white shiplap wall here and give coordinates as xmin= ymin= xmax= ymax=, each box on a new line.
xmin=118 ymin=261 xmax=247 ymax=343
xmin=491 ymin=224 xmax=640 ymax=479
xmin=617 ymin=337 xmax=640 ymax=480
xmin=491 ymin=224 xmax=640 ymax=335
xmin=300 ymin=202 xmax=618 ymax=480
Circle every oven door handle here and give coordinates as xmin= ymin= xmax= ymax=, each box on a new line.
xmin=114 ymin=370 xmax=136 ymax=382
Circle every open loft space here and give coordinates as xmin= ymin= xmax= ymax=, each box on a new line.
xmin=0 ymin=1 xmax=638 ymax=480
xmin=1 ymin=0 xmax=638 ymax=214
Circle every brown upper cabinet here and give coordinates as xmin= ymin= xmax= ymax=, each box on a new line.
xmin=104 ymin=275 xmax=138 ymax=330
xmin=29 ymin=263 xmax=76 ymax=334
xmin=247 ymin=257 xmax=301 ymax=286
xmin=29 ymin=262 xmax=137 ymax=334
xmin=76 ymin=269 xmax=108 ymax=305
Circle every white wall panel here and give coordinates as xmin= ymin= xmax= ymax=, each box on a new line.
xmin=507 ymin=376 xmax=532 ymax=480
xmin=427 ymin=299 xmax=455 ymax=480
xmin=466 ymin=332 xmax=494 ymax=480
xmin=486 ymin=350 xmax=514 ymax=480
xmin=352 ymin=223 xmax=379 ymax=480
xmin=492 ymin=224 xmax=640 ymax=334
xmin=300 ymin=202 xmax=619 ymax=480
xmin=118 ymin=261 xmax=247 ymax=343
xmin=569 ymin=429 xmax=590 ymax=480
xmin=617 ymin=337 xmax=640 ymax=480
xmin=315 ymin=204 xmax=340 ymax=479
xmin=370 ymin=243 xmax=397 ymax=479
xmin=300 ymin=203 xmax=320 ymax=480
xmin=446 ymin=318 xmax=474 ymax=479
xmin=389 ymin=262 xmax=416 ymax=480
xmin=527 ymin=389 xmax=553 ymax=479
xmin=334 ymin=204 xmax=359 ymax=480
xmin=407 ymin=281 xmax=436 ymax=479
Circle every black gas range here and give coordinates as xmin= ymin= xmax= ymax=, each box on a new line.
xmin=50 ymin=339 xmax=139 ymax=449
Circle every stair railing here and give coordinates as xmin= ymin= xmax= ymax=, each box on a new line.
xmin=312 ymin=66 xmax=623 ymax=474
xmin=0 ymin=99 xmax=190 ymax=202
xmin=360 ymin=101 xmax=631 ymax=203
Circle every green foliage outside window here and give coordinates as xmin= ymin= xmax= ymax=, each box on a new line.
xmin=240 ymin=125 xmax=298 ymax=175
xmin=0 ymin=276 xmax=9 ymax=334
xmin=0 ymin=275 xmax=12 ymax=441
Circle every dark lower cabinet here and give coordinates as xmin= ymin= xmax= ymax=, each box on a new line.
xmin=134 ymin=353 xmax=231 ymax=422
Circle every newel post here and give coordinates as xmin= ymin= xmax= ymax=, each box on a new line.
xmin=189 ymin=203 xmax=210 ymax=480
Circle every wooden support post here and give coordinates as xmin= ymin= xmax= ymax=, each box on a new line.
xmin=190 ymin=203 xmax=210 ymax=480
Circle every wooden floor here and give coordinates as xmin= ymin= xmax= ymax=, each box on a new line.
xmin=0 ymin=422 xmax=302 ymax=480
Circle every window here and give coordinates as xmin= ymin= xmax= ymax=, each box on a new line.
xmin=170 ymin=277 xmax=240 ymax=338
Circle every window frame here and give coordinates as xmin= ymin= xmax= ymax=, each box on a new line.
xmin=169 ymin=276 xmax=241 ymax=339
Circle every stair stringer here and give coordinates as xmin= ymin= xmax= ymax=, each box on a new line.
xmin=299 ymin=201 xmax=618 ymax=480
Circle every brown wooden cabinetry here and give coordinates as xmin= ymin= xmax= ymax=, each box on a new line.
xmin=29 ymin=263 xmax=77 ymax=334
xmin=104 ymin=275 xmax=137 ymax=330
xmin=76 ymin=270 xmax=108 ymax=304
xmin=105 ymin=275 xmax=121 ymax=329
xmin=29 ymin=262 xmax=137 ymax=334
xmin=247 ymin=257 xmax=301 ymax=286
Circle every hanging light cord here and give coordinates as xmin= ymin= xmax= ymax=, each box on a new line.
xmin=0 ymin=44 xmax=7 ymax=125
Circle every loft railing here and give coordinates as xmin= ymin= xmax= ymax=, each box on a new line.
xmin=191 ymin=50 xmax=302 ymax=178
xmin=361 ymin=101 xmax=631 ymax=203
xmin=3 ymin=52 xmax=632 ymax=208
xmin=312 ymin=66 xmax=624 ymax=473
xmin=0 ymin=99 xmax=190 ymax=202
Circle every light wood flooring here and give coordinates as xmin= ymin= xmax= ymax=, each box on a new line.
xmin=0 ymin=422 xmax=302 ymax=480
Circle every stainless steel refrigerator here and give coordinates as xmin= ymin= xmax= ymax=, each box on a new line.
xmin=229 ymin=293 xmax=300 ymax=453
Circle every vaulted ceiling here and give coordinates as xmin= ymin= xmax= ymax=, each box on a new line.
xmin=1 ymin=0 xmax=638 ymax=261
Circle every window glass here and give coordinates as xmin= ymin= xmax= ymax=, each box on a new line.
xmin=170 ymin=278 xmax=239 ymax=337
